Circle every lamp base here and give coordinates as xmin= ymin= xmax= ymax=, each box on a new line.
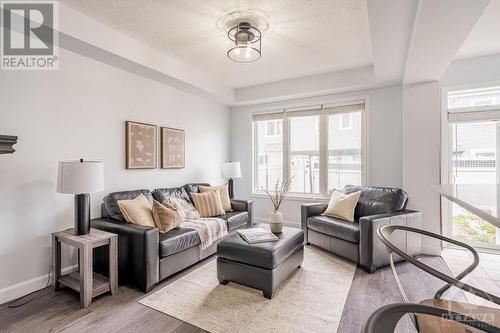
xmin=228 ymin=178 xmax=234 ymax=199
xmin=74 ymin=193 xmax=90 ymax=235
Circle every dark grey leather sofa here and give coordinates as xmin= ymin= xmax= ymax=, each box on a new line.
xmin=91 ymin=183 xmax=253 ymax=292
xmin=301 ymin=185 xmax=421 ymax=273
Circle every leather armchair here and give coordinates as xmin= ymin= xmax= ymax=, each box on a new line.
xmin=301 ymin=186 xmax=421 ymax=273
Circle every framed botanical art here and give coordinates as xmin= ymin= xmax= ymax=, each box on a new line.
xmin=125 ymin=121 xmax=157 ymax=169
xmin=161 ymin=127 xmax=185 ymax=169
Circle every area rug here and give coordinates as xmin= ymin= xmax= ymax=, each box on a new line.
xmin=139 ymin=246 xmax=356 ymax=333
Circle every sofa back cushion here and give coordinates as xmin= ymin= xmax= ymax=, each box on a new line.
xmin=152 ymin=186 xmax=190 ymax=204
xmin=104 ymin=189 xmax=153 ymax=221
xmin=343 ymin=185 xmax=408 ymax=220
xmin=183 ymin=183 xmax=210 ymax=201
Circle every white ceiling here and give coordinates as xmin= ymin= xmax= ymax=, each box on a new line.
xmin=62 ymin=0 xmax=373 ymax=88
xmin=456 ymin=0 xmax=500 ymax=59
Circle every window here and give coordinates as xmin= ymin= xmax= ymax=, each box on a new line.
xmin=253 ymin=100 xmax=366 ymax=196
xmin=328 ymin=112 xmax=362 ymax=191
xmin=442 ymin=86 xmax=500 ymax=249
xmin=254 ymin=119 xmax=283 ymax=191
xmin=266 ymin=120 xmax=282 ymax=137
xmin=289 ymin=115 xmax=320 ymax=194
xmin=339 ymin=113 xmax=353 ymax=130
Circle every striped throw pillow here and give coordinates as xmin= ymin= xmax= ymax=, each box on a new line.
xmin=191 ymin=191 xmax=225 ymax=218
xmin=199 ymin=184 xmax=232 ymax=212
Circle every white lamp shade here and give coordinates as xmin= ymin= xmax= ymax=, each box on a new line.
xmin=57 ymin=160 xmax=104 ymax=194
xmin=221 ymin=161 xmax=241 ymax=179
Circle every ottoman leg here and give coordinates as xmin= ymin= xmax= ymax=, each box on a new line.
xmin=263 ymin=290 xmax=273 ymax=299
xmin=219 ymin=279 xmax=229 ymax=285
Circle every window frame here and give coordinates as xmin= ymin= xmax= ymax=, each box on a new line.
xmin=252 ymin=96 xmax=368 ymax=198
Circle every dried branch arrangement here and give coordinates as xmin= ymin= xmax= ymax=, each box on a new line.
xmin=262 ymin=177 xmax=294 ymax=211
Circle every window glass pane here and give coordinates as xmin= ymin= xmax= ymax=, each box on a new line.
xmin=448 ymin=86 xmax=500 ymax=109
xmin=328 ymin=112 xmax=361 ymax=191
xmin=289 ymin=115 xmax=320 ymax=194
xmin=255 ymin=120 xmax=283 ymax=191
xmin=451 ymin=121 xmax=499 ymax=247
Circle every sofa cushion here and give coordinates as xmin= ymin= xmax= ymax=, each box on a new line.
xmin=159 ymin=228 xmax=200 ymax=258
xmin=343 ymin=185 xmax=408 ymax=220
xmin=152 ymin=186 xmax=190 ymax=204
xmin=184 ymin=183 xmax=210 ymax=201
xmin=218 ymin=211 xmax=248 ymax=230
xmin=307 ymin=216 xmax=360 ymax=243
xmin=104 ymin=189 xmax=153 ymax=221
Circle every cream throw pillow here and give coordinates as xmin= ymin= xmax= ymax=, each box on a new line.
xmin=152 ymin=200 xmax=182 ymax=233
xmin=117 ymin=194 xmax=155 ymax=227
xmin=191 ymin=191 xmax=225 ymax=218
xmin=199 ymin=184 xmax=232 ymax=212
xmin=322 ymin=190 xmax=361 ymax=222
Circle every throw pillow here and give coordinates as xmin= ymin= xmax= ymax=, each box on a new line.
xmin=190 ymin=191 xmax=225 ymax=218
xmin=163 ymin=197 xmax=200 ymax=220
xmin=322 ymin=190 xmax=361 ymax=222
xmin=199 ymin=184 xmax=232 ymax=212
xmin=117 ymin=194 xmax=155 ymax=227
xmin=152 ymin=200 xmax=182 ymax=233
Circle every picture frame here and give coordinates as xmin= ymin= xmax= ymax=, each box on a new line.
xmin=125 ymin=121 xmax=157 ymax=169
xmin=161 ymin=127 xmax=185 ymax=169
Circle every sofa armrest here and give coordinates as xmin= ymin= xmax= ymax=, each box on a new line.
xmin=358 ymin=210 xmax=421 ymax=273
xmin=91 ymin=218 xmax=159 ymax=292
xmin=231 ymin=199 xmax=254 ymax=227
xmin=300 ymin=203 xmax=328 ymax=244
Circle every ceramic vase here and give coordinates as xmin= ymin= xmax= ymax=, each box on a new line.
xmin=270 ymin=210 xmax=284 ymax=233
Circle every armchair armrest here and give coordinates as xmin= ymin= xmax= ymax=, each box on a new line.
xmin=301 ymin=203 xmax=328 ymax=243
xmin=358 ymin=210 xmax=421 ymax=273
xmin=231 ymin=199 xmax=254 ymax=227
xmin=91 ymin=218 xmax=159 ymax=292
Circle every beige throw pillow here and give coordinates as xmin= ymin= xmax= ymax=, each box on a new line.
xmin=199 ymin=184 xmax=232 ymax=212
xmin=117 ymin=194 xmax=155 ymax=227
xmin=322 ymin=190 xmax=361 ymax=222
xmin=191 ymin=191 xmax=225 ymax=218
xmin=152 ymin=200 xmax=182 ymax=233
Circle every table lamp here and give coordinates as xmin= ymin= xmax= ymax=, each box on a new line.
xmin=57 ymin=159 xmax=104 ymax=235
xmin=221 ymin=161 xmax=241 ymax=199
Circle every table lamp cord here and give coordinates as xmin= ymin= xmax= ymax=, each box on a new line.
xmin=7 ymin=265 xmax=53 ymax=308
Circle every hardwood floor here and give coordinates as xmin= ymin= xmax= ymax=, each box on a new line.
xmin=337 ymin=255 xmax=458 ymax=333
xmin=0 ymin=256 xmax=213 ymax=333
xmin=2 ymin=249 xmax=494 ymax=333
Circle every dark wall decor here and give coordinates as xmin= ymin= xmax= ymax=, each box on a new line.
xmin=125 ymin=121 xmax=157 ymax=169
xmin=0 ymin=135 xmax=18 ymax=154
xmin=161 ymin=127 xmax=185 ymax=169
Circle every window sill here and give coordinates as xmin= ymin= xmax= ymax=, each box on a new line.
xmin=250 ymin=193 xmax=330 ymax=203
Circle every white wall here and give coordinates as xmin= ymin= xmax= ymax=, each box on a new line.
xmin=231 ymin=85 xmax=403 ymax=225
xmin=402 ymin=81 xmax=441 ymax=255
xmin=0 ymin=49 xmax=230 ymax=303
xmin=441 ymin=53 xmax=500 ymax=87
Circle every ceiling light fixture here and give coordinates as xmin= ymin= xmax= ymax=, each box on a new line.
xmin=227 ymin=22 xmax=261 ymax=63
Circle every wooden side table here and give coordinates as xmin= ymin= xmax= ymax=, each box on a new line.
xmin=52 ymin=228 xmax=118 ymax=308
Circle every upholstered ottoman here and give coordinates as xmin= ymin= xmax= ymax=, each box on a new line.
xmin=216 ymin=225 xmax=304 ymax=299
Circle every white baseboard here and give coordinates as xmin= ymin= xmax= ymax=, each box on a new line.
xmin=0 ymin=265 xmax=77 ymax=305
xmin=253 ymin=217 xmax=301 ymax=229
